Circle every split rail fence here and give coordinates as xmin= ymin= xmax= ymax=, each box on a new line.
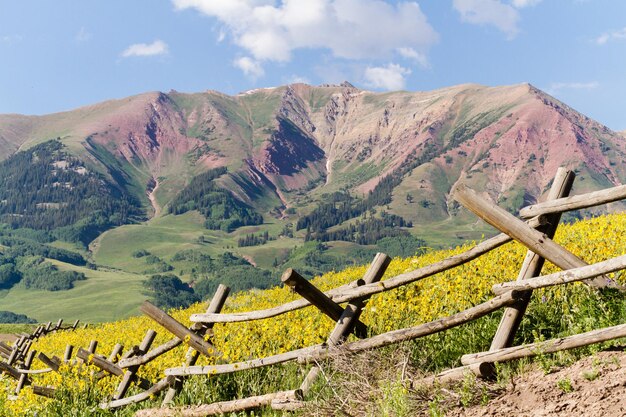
xmin=3 ymin=167 xmax=626 ymax=416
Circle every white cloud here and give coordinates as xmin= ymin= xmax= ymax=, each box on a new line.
xmin=510 ymin=0 xmax=542 ymax=8
xmin=0 ymin=34 xmax=22 ymax=44
xmin=286 ymin=75 xmax=311 ymax=84
xmin=453 ymin=0 xmax=520 ymax=38
xmin=363 ymin=63 xmax=411 ymax=91
xmin=234 ymin=56 xmax=265 ymax=79
xmin=397 ymin=47 xmax=429 ymax=68
xmin=173 ymin=0 xmax=438 ymax=77
xmin=547 ymin=81 xmax=599 ymax=95
xmin=595 ymin=27 xmax=626 ymax=45
xmin=75 ymin=27 xmax=91 ymax=43
xmin=121 ymin=40 xmax=169 ymax=57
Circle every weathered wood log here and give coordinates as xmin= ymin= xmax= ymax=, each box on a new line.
xmin=520 ymin=183 xmax=626 ymax=219
xmin=300 ymin=253 xmax=391 ymax=395
xmin=168 ymin=291 xmax=520 ymax=377
xmin=166 ymin=346 xmax=314 ymax=376
xmin=135 ymin=390 xmax=302 ymax=417
xmin=101 ymin=376 xmax=175 ymax=409
xmin=31 ymin=325 xmax=42 ymax=339
xmin=71 ymin=319 xmax=80 ymax=330
xmin=492 ymin=254 xmax=626 ymax=295
xmin=162 ymin=284 xmax=231 ymax=407
xmin=0 ymin=342 xmax=12 ymax=356
xmin=88 ymin=340 xmax=98 ymax=354
xmin=32 ymin=385 xmax=55 ymax=398
xmin=77 ymin=347 xmax=124 ymax=376
xmin=271 ymin=397 xmax=306 ymax=411
xmin=7 ymin=343 xmax=20 ymax=366
xmin=190 ymin=216 xmax=546 ymax=324
xmin=94 ymin=344 xmax=126 ymax=380
xmin=120 ymin=345 xmax=142 ymax=362
xmin=462 ymin=322 xmax=626 ymax=365
xmin=281 ymin=268 xmax=369 ymax=338
xmin=141 ymin=301 xmax=216 ymax=357
xmin=63 ymin=345 xmax=74 ymax=363
xmin=414 ymin=363 xmax=496 ymax=388
xmin=108 ymin=344 xmax=124 ymax=363
xmin=490 ymin=167 xmax=574 ymax=352
xmin=114 ymin=329 xmax=157 ymax=400
xmin=54 ymin=319 xmax=63 ymax=331
xmin=18 ymin=368 xmax=53 ymax=375
xmin=16 ymin=340 xmax=32 ymax=363
xmin=300 ymin=290 xmax=522 ymax=364
xmin=453 ymin=184 xmax=615 ymax=289
xmin=15 ymin=350 xmax=36 ymax=394
xmin=118 ymin=338 xmax=180 ymax=368
xmin=0 ymin=361 xmax=21 ymax=380
xmin=38 ymin=353 xmax=61 ymax=373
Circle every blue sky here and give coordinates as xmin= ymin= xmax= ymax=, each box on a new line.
xmin=1 ymin=0 xmax=625 ymax=130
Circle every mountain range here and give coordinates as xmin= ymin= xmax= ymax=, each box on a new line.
xmin=1 ymin=82 xmax=624 ymax=230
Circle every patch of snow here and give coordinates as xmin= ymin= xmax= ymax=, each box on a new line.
xmin=237 ymin=87 xmax=277 ymax=96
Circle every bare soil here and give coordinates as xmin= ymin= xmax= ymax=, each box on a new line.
xmin=0 ymin=333 xmax=18 ymax=343
xmin=449 ymin=350 xmax=626 ymax=417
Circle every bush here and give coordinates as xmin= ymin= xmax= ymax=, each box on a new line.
xmin=0 ymin=263 xmax=21 ymax=289
xmin=132 ymin=249 xmax=150 ymax=258
xmin=143 ymin=274 xmax=200 ymax=310
xmin=18 ymin=257 xmax=86 ymax=291
xmin=0 ymin=310 xmax=36 ymax=324
xmin=194 ymin=265 xmax=273 ymax=300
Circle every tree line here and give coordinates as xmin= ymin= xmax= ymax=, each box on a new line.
xmin=0 ymin=139 xmax=143 ymax=245
xmin=168 ymin=167 xmax=263 ymax=232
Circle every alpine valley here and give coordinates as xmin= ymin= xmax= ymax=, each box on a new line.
xmin=0 ymin=82 xmax=625 ymax=322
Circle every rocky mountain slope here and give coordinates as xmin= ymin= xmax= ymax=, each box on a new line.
xmin=0 ymin=82 xmax=624 ymax=238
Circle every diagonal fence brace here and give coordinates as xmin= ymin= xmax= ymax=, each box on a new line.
xmin=281 ymin=268 xmax=370 ymax=338
xmin=453 ymin=184 xmax=618 ymax=289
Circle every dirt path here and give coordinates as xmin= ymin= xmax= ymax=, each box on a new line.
xmin=0 ymin=334 xmax=17 ymax=343
xmin=448 ymin=350 xmax=626 ymax=417
xmin=148 ymin=179 xmax=161 ymax=218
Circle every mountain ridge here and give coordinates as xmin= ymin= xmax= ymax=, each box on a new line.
xmin=0 ymin=82 xmax=624 ymax=244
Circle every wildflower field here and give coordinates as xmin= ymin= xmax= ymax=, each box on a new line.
xmin=2 ymin=213 xmax=626 ymax=416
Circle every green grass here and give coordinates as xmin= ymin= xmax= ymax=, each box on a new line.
xmin=0 ymin=323 xmax=37 ymax=334
xmin=0 ymin=261 xmax=147 ymax=323
xmin=93 ymin=211 xmax=210 ymax=272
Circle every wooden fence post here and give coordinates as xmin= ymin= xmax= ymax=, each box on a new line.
xmin=490 ymin=168 xmax=574 ymax=350
xmin=453 ymin=184 xmax=615 ymax=289
xmin=140 ymin=302 xmax=217 ymax=357
xmin=113 ymin=329 xmax=157 ymax=400
xmin=37 ymin=353 xmax=61 ymax=373
xmin=281 ymin=269 xmax=369 ymax=338
xmin=162 ymin=284 xmax=231 ymax=407
xmin=63 ymin=345 xmax=74 ymax=363
xmin=300 ymin=253 xmax=391 ymax=396
xmin=15 ymin=350 xmax=36 ymax=394
xmin=108 ymin=344 xmax=124 ymax=363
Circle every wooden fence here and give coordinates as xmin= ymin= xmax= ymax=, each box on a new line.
xmin=2 ymin=167 xmax=626 ymax=416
